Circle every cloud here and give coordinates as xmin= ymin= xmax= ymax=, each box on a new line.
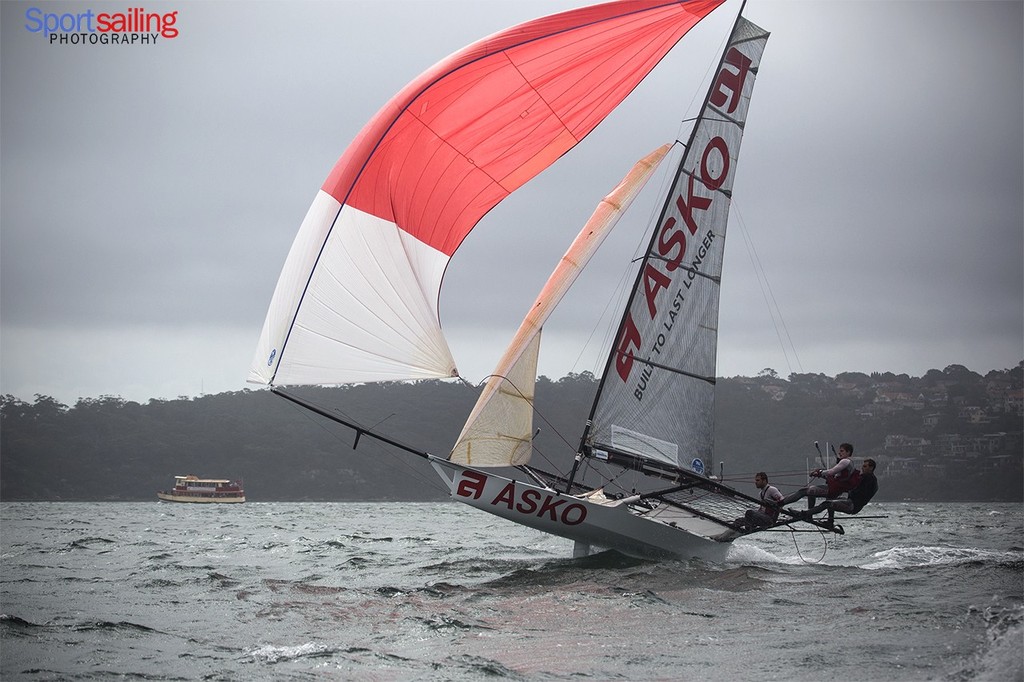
xmin=1 ymin=0 xmax=1021 ymax=405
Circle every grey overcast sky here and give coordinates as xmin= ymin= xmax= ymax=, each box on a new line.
xmin=2 ymin=0 xmax=1021 ymax=405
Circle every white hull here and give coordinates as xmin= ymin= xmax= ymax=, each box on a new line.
xmin=156 ymin=492 xmax=245 ymax=504
xmin=428 ymin=457 xmax=729 ymax=562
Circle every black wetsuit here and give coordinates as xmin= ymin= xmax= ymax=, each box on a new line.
xmin=846 ymin=471 xmax=878 ymax=513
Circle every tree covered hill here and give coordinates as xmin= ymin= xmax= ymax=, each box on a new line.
xmin=2 ymin=364 xmax=1021 ymax=503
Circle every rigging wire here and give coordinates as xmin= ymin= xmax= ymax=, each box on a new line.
xmin=467 ymin=373 xmax=578 ymax=478
xmin=566 ymin=141 xmax=691 ymax=379
xmin=275 ymin=390 xmax=450 ymax=497
xmin=730 ymin=201 xmax=804 ymax=376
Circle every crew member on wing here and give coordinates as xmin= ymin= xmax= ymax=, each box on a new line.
xmin=780 ymin=442 xmax=857 ymax=509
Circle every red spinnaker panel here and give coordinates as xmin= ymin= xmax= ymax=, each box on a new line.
xmin=323 ymin=0 xmax=726 ymax=256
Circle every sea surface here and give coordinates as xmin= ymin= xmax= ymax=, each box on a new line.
xmin=1 ymin=501 xmax=1021 ymax=681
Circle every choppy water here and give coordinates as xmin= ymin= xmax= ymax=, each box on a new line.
xmin=2 ymin=501 xmax=1021 ymax=681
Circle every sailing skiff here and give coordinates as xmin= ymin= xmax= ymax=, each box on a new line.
xmin=251 ymin=0 xmax=842 ymax=560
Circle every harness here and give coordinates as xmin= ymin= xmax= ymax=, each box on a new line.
xmin=826 ymin=460 xmax=859 ymax=498
xmin=760 ymin=485 xmax=781 ymax=522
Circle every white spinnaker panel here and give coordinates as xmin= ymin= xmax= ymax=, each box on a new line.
xmin=450 ymin=145 xmax=671 ymax=467
xmin=249 ymin=191 xmax=456 ymax=386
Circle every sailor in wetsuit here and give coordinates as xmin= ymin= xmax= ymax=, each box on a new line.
xmin=801 ymin=458 xmax=878 ymax=523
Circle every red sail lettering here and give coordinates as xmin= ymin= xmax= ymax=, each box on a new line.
xmin=657 ymin=216 xmax=687 ymax=271
xmin=615 ymin=314 xmax=641 ymax=382
xmin=455 ymin=470 xmax=487 ymax=500
xmin=710 ymin=47 xmax=752 ymax=114
xmin=700 ymin=136 xmax=730 ymax=191
xmin=491 ymin=482 xmax=516 ymax=509
xmin=676 ymin=175 xmax=711 ymax=235
xmin=642 ymin=263 xmax=670 ymax=318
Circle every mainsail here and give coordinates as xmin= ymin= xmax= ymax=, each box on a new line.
xmin=249 ymin=0 xmax=728 ymax=389
xmin=579 ymin=16 xmax=769 ymax=478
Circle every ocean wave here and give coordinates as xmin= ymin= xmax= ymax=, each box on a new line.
xmin=727 ymin=542 xmax=788 ymax=564
xmin=291 ymin=582 xmax=344 ymax=596
xmin=419 ymin=614 xmax=492 ymax=633
xmin=727 ymin=538 xmax=841 ymax=567
xmin=248 ymin=641 xmax=336 ymax=664
xmin=0 ymin=613 xmax=47 ymax=633
xmin=949 ymin=603 xmax=1024 ymax=681
xmin=422 ymin=556 xmax=534 ymax=578
xmin=442 ymin=653 xmax=522 ymax=678
xmin=72 ymin=619 xmax=159 ymax=634
xmin=205 ymin=571 xmax=240 ymax=587
xmin=340 ymin=533 xmax=394 ymax=543
xmin=861 ymin=545 xmax=1024 ymax=570
xmin=417 ymin=581 xmax=464 ymax=598
xmin=56 ymin=536 xmax=116 ymax=553
xmin=474 ymin=552 xmax=649 ymax=590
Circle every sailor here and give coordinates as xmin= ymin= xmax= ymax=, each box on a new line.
xmin=780 ymin=442 xmax=857 ymax=509
xmin=800 ymin=458 xmax=878 ymax=523
xmin=721 ymin=472 xmax=784 ymax=538
xmin=744 ymin=472 xmax=784 ymax=529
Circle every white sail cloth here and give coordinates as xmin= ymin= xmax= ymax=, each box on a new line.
xmin=249 ymin=194 xmax=456 ymax=386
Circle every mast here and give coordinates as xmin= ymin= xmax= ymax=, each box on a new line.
xmin=567 ymin=5 xmax=766 ymax=491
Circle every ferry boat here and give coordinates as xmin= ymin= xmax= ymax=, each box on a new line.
xmin=157 ymin=475 xmax=245 ymax=503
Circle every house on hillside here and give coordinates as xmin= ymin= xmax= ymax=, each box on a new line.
xmin=1005 ymin=389 xmax=1023 ymax=416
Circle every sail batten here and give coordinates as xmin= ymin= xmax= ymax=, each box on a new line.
xmin=614 ymin=354 xmax=718 ymax=385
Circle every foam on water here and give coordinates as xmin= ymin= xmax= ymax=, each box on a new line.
xmin=249 ymin=641 xmax=335 ymax=664
xmin=862 ymin=545 xmax=1024 ymax=570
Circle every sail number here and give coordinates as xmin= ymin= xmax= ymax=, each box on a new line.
xmin=455 ymin=470 xmax=587 ymax=526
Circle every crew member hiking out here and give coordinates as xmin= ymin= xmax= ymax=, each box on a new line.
xmin=780 ymin=442 xmax=858 ymax=509
xmin=800 ymin=458 xmax=879 ymax=525
xmin=713 ymin=472 xmax=784 ymax=542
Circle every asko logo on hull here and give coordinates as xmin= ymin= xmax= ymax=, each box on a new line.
xmin=455 ymin=470 xmax=587 ymax=526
